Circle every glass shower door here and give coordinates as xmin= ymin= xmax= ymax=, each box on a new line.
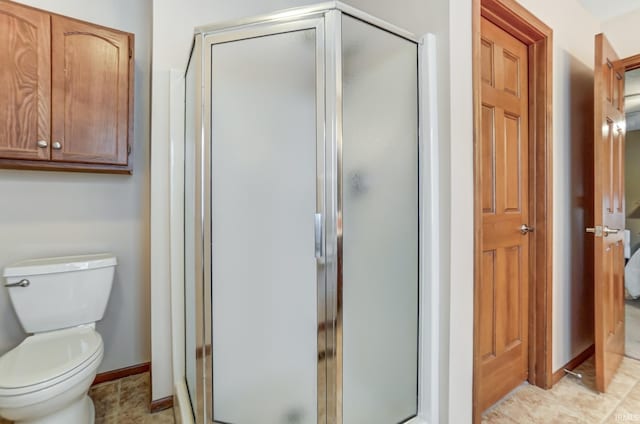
xmin=207 ymin=25 xmax=323 ymax=424
xmin=341 ymin=15 xmax=419 ymax=424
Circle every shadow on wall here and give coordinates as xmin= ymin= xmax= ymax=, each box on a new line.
xmin=563 ymin=50 xmax=595 ymax=353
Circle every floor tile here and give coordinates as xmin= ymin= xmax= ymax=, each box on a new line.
xmin=145 ymin=409 xmax=177 ymax=423
xmin=483 ymin=355 xmax=640 ymax=424
xmin=547 ymin=378 xmax=619 ymax=422
xmin=120 ymin=373 xmax=152 ymax=415
xmin=0 ymin=371 xmax=173 ymax=424
xmin=90 ymin=380 xmax=120 ymax=418
xmin=483 ymin=383 xmax=584 ymax=424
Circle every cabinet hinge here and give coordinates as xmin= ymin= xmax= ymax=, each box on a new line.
xmin=129 ymin=48 xmax=133 ymax=59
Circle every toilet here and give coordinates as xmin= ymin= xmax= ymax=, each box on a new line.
xmin=0 ymin=254 xmax=117 ymax=424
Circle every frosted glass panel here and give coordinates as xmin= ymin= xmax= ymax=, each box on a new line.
xmin=184 ymin=56 xmax=197 ymax=413
xmin=210 ymin=29 xmax=318 ymax=424
xmin=342 ymin=16 xmax=419 ymax=424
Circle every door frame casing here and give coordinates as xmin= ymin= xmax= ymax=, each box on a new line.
xmin=472 ymin=0 xmax=553 ymax=421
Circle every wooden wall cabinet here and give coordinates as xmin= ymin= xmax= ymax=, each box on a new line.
xmin=0 ymin=0 xmax=134 ymax=174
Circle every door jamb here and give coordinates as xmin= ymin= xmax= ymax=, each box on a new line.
xmin=620 ymin=53 xmax=640 ymax=71
xmin=472 ymin=0 xmax=553 ymax=422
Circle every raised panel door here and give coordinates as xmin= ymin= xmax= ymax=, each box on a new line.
xmin=593 ymin=33 xmax=626 ymax=392
xmin=477 ymin=16 xmax=530 ymax=412
xmin=51 ymin=15 xmax=130 ymax=166
xmin=0 ymin=0 xmax=50 ymax=160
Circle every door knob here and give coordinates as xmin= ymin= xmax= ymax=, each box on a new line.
xmin=586 ymin=226 xmax=602 ymax=236
xmin=36 ymin=140 xmax=48 ymax=148
xmin=52 ymin=141 xmax=62 ymax=150
xmin=520 ymin=224 xmax=534 ymax=235
xmin=603 ymin=226 xmax=620 ymax=236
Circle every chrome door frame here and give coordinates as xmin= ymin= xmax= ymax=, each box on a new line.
xmin=191 ymin=4 xmax=422 ymax=424
xmin=201 ymin=16 xmax=328 ymax=424
xmin=324 ymin=10 xmax=341 ymax=424
xmin=185 ymin=32 xmax=206 ymax=424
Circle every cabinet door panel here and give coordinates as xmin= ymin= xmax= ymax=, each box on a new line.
xmin=51 ymin=16 xmax=130 ymax=165
xmin=0 ymin=1 xmax=50 ymax=160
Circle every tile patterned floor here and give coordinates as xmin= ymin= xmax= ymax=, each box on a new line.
xmin=3 ymin=355 xmax=636 ymax=424
xmin=483 ymin=355 xmax=640 ymax=423
xmin=0 ymin=372 xmax=174 ymax=424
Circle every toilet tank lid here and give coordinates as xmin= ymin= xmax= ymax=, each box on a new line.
xmin=3 ymin=253 xmax=117 ymax=277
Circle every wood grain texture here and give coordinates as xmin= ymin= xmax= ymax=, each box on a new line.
xmin=528 ymin=32 xmax=554 ymax=392
xmin=472 ymin=0 xmax=553 ymax=422
xmin=51 ymin=15 xmax=130 ymax=166
xmin=593 ymin=33 xmax=626 ymax=393
xmin=0 ymin=157 xmax=131 ymax=174
xmin=92 ymin=362 xmax=150 ymax=386
xmin=0 ymin=0 xmax=50 ymax=161
xmin=621 ymin=53 xmax=640 ymax=71
xmin=150 ymin=396 xmax=174 ymax=413
xmin=477 ymin=17 xmax=530 ymax=413
xmin=0 ymin=0 xmax=134 ymax=174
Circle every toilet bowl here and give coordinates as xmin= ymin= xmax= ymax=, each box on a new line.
xmin=0 ymin=254 xmax=116 ymax=424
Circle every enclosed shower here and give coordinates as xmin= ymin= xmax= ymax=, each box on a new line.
xmin=183 ymin=3 xmax=421 ymax=423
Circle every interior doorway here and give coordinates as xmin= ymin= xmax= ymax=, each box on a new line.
xmin=472 ymin=0 xmax=553 ymax=421
xmin=624 ymin=67 xmax=640 ymax=360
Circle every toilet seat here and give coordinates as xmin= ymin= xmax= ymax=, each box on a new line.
xmin=0 ymin=326 xmax=103 ymax=397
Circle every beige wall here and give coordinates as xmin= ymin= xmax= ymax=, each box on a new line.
xmin=0 ymin=0 xmax=152 ymax=373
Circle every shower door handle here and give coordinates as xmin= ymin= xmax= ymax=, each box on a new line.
xmin=315 ymin=213 xmax=323 ymax=258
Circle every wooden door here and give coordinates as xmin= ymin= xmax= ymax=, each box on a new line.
xmin=476 ymin=17 xmax=530 ymax=412
xmin=0 ymin=0 xmax=50 ymax=161
xmin=593 ymin=33 xmax=626 ymax=393
xmin=51 ymin=15 xmax=131 ymax=165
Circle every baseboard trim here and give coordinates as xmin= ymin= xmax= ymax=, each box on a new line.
xmin=551 ymin=344 xmax=595 ymax=385
xmin=92 ymin=362 xmax=150 ymax=386
xmin=151 ymin=396 xmax=174 ymax=413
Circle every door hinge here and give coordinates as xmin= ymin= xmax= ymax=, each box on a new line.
xmin=129 ymin=47 xmax=133 ymax=59
xmin=127 ymin=144 xmax=132 ymax=155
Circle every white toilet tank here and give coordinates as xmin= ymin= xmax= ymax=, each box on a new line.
xmin=3 ymin=254 xmax=117 ymax=333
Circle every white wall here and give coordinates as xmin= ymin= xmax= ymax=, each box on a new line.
xmin=446 ymin=0 xmax=473 ymax=421
xmin=507 ymin=0 xmax=601 ymax=371
xmin=0 ymin=0 xmax=152 ymax=374
xmin=602 ymin=9 xmax=640 ymax=58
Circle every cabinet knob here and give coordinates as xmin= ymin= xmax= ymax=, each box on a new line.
xmin=52 ymin=141 xmax=62 ymax=150
xmin=37 ymin=140 xmax=48 ymax=148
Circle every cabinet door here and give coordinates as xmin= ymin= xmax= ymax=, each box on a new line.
xmin=51 ymin=16 xmax=131 ymax=165
xmin=0 ymin=1 xmax=50 ymax=161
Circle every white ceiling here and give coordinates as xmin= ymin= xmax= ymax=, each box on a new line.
xmin=579 ymin=0 xmax=640 ymax=20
